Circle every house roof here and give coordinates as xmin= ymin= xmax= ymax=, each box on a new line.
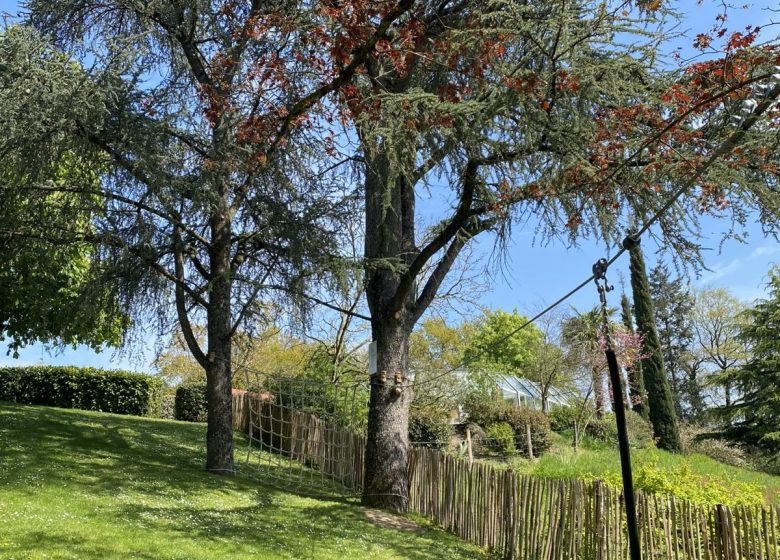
xmin=498 ymin=376 xmax=572 ymax=406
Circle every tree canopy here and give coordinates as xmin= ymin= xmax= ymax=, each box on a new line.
xmin=715 ymin=267 xmax=780 ymax=462
xmin=0 ymin=39 xmax=124 ymax=355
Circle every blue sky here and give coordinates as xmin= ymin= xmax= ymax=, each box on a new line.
xmin=1 ymin=0 xmax=778 ymax=373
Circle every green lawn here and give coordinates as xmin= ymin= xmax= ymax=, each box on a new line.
xmin=0 ymin=403 xmax=493 ymax=560
xmin=501 ymin=432 xmax=780 ymax=507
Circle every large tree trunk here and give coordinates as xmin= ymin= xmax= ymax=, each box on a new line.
xmin=205 ymin=204 xmax=234 ymax=474
xmin=362 ymin=150 xmax=417 ymax=512
xmin=363 ymin=320 xmax=414 ymax=511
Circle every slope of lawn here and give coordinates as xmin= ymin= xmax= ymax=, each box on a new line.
xmin=504 ymin=433 xmax=780 ymax=507
xmin=0 ymin=403 xmax=494 ymax=560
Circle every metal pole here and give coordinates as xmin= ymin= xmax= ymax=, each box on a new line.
xmin=605 ymin=345 xmax=642 ymax=560
xmin=593 ymin=258 xmax=641 ymax=560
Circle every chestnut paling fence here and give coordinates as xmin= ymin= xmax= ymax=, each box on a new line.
xmin=232 ymin=391 xmax=780 ymax=560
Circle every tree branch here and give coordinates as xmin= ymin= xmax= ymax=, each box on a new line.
xmin=173 ymin=226 xmax=209 ymax=369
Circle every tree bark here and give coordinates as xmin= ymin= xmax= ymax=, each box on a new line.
xmin=593 ymin=367 xmax=605 ymax=418
xmin=363 ymin=320 xmax=413 ymax=511
xmin=362 ymin=152 xmax=416 ymax=512
xmin=205 ymin=202 xmax=234 ymax=474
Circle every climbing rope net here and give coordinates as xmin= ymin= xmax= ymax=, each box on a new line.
xmin=236 ymin=366 xmax=369 ymax=497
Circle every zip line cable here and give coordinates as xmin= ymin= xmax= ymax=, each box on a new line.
xmin=212 ymin=80 xmax=780 ymax=391
xmin=408 ymin=80 xmax=780 ymax=391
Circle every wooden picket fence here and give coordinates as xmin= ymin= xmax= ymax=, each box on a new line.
xmin=409 ymin=447 xmax=780 ymax=560
xmin=231 ymin=392 xmax=780 ymax=559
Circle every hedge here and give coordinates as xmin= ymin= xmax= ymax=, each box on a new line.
xmin=586 ymin=410 xmax=656 ymax=449
xmin=409 ymin=409 xmax=454 ymax=450
xmin=0 ymin=366 xmax=164 ymax=417
xmin=174 ymin=382 xmax=208 ymax=422
xmin=464 ymin=395 xmax=554 ymax=458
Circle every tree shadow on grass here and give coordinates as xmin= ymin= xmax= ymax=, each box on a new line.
xmin=0 ymin=404 xmax=234 ymax=495
xmin=0 ymin=404 xmax=495 ymax=559
xmin=113 ymin=492 xmax=492 ymax=560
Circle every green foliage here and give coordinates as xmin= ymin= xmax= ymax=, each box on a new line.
xmin=633 ymin=458 xmax=764 ymax=507
xmin=648 ymin=263 xmax=695 ymax=419
xmin=714 ymin=267 xmax=780 ymax=457
xmin=465 ymin=394 xmax=552 ymax=458
xmin=585 ymin=411 xmax=655 ymax=449
xmin=158 ymin=393 xmax=176 ymax=420
xmin=265 ymin=375 xmax=369 ymax=433
xmin=174 ymin=382 xmax=208 ymax=423
xmin=629 ymin=241 xmax=681 ymax=452
xmin=495 ymin=406 xmax=554 ymax=458
xmin=0 ymin=366 xmax=162 ymax=416
xmin=514 ymin=446 xmax=776 ymax=508
xmin=680 ymin=424 xmax=752 ymax=469
xmin=463 ymin=310 xmax=544 ymax=388
xmin=0 ymin=28 xmax=124 ymax=355
xmin=156 ymin=327 xmax=315 ymax=387
xmin=486 ymin=423 xmax=516 ymax=457
xmin=410 ymin=317 xmax=475 ymax=417
xmin=548 ymin=405 xmax=584 ymax=432
xmin=408 ymin=410 xmax=454 ymax=450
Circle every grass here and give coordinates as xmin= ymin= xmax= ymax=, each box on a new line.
xmin=499 ymin=432 xmax=780 ymax=507
xmin=0 ymin=403 xmax=494 ymax=560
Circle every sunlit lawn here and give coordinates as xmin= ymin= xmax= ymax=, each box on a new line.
xmin=0 ymin=403 xmax=494 ymax=560
xmin=503 ymin=432 xmax=780 ymax=507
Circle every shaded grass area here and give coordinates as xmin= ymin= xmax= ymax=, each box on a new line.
xmin=499 ymin=432 xmax=780 ymax=507
xmin=0 ymin=403 xmax=494 ymax=560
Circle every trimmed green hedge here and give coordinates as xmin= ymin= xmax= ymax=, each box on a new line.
xmin=0 ymin=366 xmax=164 ymax=417
xmin=174 ymin=382 xmax=208 ymax=422
xmin=409 ymin=410 xmax=454 ymax=450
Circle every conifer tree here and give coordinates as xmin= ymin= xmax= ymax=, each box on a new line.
xmin=649 ymin=263 xmax=695 ymax=419
xmin=628 ymin=240 xmax=681 ymax=452
xmin=714 ymin=267 xmax=780 ymax=459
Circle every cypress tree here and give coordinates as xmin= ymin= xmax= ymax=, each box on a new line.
xmin=628 ymin=240 xmax=681 ymax=452
xmin=620 ymin=293 xmax=649 ymax=421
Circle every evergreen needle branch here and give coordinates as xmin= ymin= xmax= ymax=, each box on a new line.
xmin=410 ymin=80 xmax=780 ymax=390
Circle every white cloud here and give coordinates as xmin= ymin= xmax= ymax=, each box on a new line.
xmin=699 ymin=245 xmax=780 ymax=284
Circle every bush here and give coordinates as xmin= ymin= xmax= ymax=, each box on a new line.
xmin=680 ymin=424 xmax=752 ymax=468
xmin=158 ymin=393 xmax=176 ymax=420
xmin=463 ymin=392 xmax=553 ymax=458
xmin=495 ymin=406 xmax=553 ymax=458
xmin=464 ymin=422 xmax=487 ymax=455
xmin=0 ymin=366 xmax=163 ymax=416
xmin=485 ymin=422 xmax=516 ymax=456
xmin=548 ymin=405 xmax=580 ymax=432
xmin=174 ymin=382 xmax=208 ymax=422
xmin=409 ymin=410 xmax=454 ymax=450
xmin=586 ymin=411 xmax=655 ymax=449
xmin=625 ymin=410 xmax=655 ymax=448
xmin=633 ymin=455 xmax=765 ymax=507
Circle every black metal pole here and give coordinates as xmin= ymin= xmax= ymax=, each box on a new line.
xmin=605 ymin=346 xmax=642 ymax=560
